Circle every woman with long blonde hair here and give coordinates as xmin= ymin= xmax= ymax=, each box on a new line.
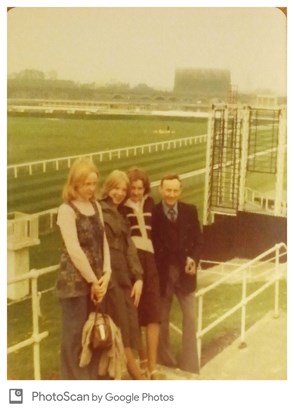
xmin=56 ymin=157 xmax=111 ymax=379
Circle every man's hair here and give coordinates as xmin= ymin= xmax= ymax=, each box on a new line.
xmin=160 ymin=174 xmax=182 ymax=187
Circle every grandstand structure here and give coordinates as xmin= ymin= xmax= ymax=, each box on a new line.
xmin=174 ymin=68 xmax=231 ymax=100
xmin=7 ymin=97 xmax=210 ymax=117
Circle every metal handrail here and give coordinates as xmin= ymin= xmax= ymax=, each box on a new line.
xmin=170 ymin=243 xmax=286 ymax=369
xmin=7 ymin=265 xmax=59 ymax=380
xmin=8 ymin=244 xmax=286 ymax=378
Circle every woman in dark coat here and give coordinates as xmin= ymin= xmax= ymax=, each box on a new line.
xmin=100 ymin=170 xmax=145 ymax=380
xmin=124 ymin=167 xmax=164 ymax=380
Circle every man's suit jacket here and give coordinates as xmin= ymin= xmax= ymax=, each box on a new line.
xmin=152 ymin=201 xmax=202 ymax=295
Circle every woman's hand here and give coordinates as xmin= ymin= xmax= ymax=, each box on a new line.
xmin=130 ymin=279 xmax=143 ymax=307
xmin=90 ymin=272 xmax=111 ymax=304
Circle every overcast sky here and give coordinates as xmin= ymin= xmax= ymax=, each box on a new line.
xmin=7 ymin=7 xmax=287 ymax=95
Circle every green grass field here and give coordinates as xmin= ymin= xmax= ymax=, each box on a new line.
xmin=8 ymin=115 xmax=207 ymax=164
xmin=8 ymin=115 xmax=282 ymax=215
xmin=8 ymin=115 xmax=208 ymax=214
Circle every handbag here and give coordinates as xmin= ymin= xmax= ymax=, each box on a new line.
xmin=91 ymin=305 xmax=113 ymax=350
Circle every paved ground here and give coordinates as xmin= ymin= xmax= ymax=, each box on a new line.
xmin=159 ymin=309 xmax=287 ymax=380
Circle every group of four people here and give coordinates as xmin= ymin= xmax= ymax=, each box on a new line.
xmin=56 ymin=158 xmax=202 ymax=380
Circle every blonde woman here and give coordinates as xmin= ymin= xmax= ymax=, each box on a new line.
xmin=56 ymin=158 xmax=111 ymax=379
xmin=100 ymin=170 xmax=145 ymax=380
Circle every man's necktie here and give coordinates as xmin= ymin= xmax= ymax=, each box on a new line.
xmin=168 ymin=208 xmax=176 ymax=222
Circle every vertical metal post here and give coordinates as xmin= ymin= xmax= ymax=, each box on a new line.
xmin=221 ymin=107 xmax=229 ymax=204
xmin=239 ymin=107 xmax=249 ymax=210
xmin=274 ymin=246 xmax=280 ymax=318
xmin=203 ymin=107 xmax=214 ymax=225
xmin=274 ymin=108 xmax=286 ymax=216
xmin=239 ymin=269 xmax=247 ymax=348
xmin=31 ymin=270 xmax=41 ymax=380
xmin=197 ymin=294 xmax=203 ymax=368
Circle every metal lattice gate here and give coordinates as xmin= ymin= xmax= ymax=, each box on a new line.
xmin=247 ymin=108 xmax=280 ymax=174
xmin=203 ymin=106 xmax=286 ymax=225
xmin=209 ymin=107 xmax=241 ymax=211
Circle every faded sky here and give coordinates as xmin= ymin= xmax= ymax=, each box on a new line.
xmin=8 ymin=7 xmax=287 ymax=95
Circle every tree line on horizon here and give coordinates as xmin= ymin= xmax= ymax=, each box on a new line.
xmin=8 ymin=69 xmax=284 ymax=104
xmin=8 ymin=69 xmax=170 ymax=100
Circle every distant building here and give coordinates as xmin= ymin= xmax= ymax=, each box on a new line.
xmin=256 ymin=95 xmax=278 ymax=107
xmin=174 ymin=68 xmax=231 ymax=99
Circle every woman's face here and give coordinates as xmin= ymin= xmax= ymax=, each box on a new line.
xmin=76 ymin=172 xmax=98 ymax=201
xmin=130 ymin=179 xmax=145 ymax=203
xmin=108 ymin=181 xmax=128 ymax=206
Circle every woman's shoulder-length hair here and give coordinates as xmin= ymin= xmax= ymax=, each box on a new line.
xmin=62 ymin=157 xmax=99 ymax=202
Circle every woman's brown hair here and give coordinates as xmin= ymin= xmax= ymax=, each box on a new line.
xmin=127 ymin=167 xmax=151 ymax=194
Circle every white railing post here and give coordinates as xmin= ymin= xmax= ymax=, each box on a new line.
xmin=274 ymin=108 xmax=286 ymax=216
xmin=203 ymin=108 xmax=214 ymax=225
xmin=31 ymin=269 xmax=41 ymax=380
xmin=274 ymin=245 xmax=280 ymax=318
xmin=239 ymin=107 xmax=249 ymax=211
xmin=239 ymin=268 xmax=247 ymax=348
xmin=197 ymin=294 xmax=203 ymax=368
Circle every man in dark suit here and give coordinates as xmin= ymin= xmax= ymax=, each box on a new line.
xmin=152 ymin=174 xmax=202 ymax=374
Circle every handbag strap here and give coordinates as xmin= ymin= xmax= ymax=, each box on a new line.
xmin=93 ymin=302 xmax=107 ymax=323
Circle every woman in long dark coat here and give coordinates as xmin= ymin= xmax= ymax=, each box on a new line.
xmin=100 ymin=170 xmax=145 ymax=380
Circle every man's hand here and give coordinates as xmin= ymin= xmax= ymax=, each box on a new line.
xmin=185 ymin=257 xmax=196 ymax=276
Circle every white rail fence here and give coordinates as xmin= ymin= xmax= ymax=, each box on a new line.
xmin=7 ymin=243 xmax=286 ymax=379
xmin=245 ymin=186 xmax=287 ymax=215
xmin=8 ymin=134 xmax=207 ymax=178
xmin=7 ymin=266 xmax=58 ymax=380
xmin=7 ymin=170 xmax=206 ymax=237
xmin=8 ymin=162 xmax=286 ymax=239
xmin=170 ymin=242 xmax=287 ymax=368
